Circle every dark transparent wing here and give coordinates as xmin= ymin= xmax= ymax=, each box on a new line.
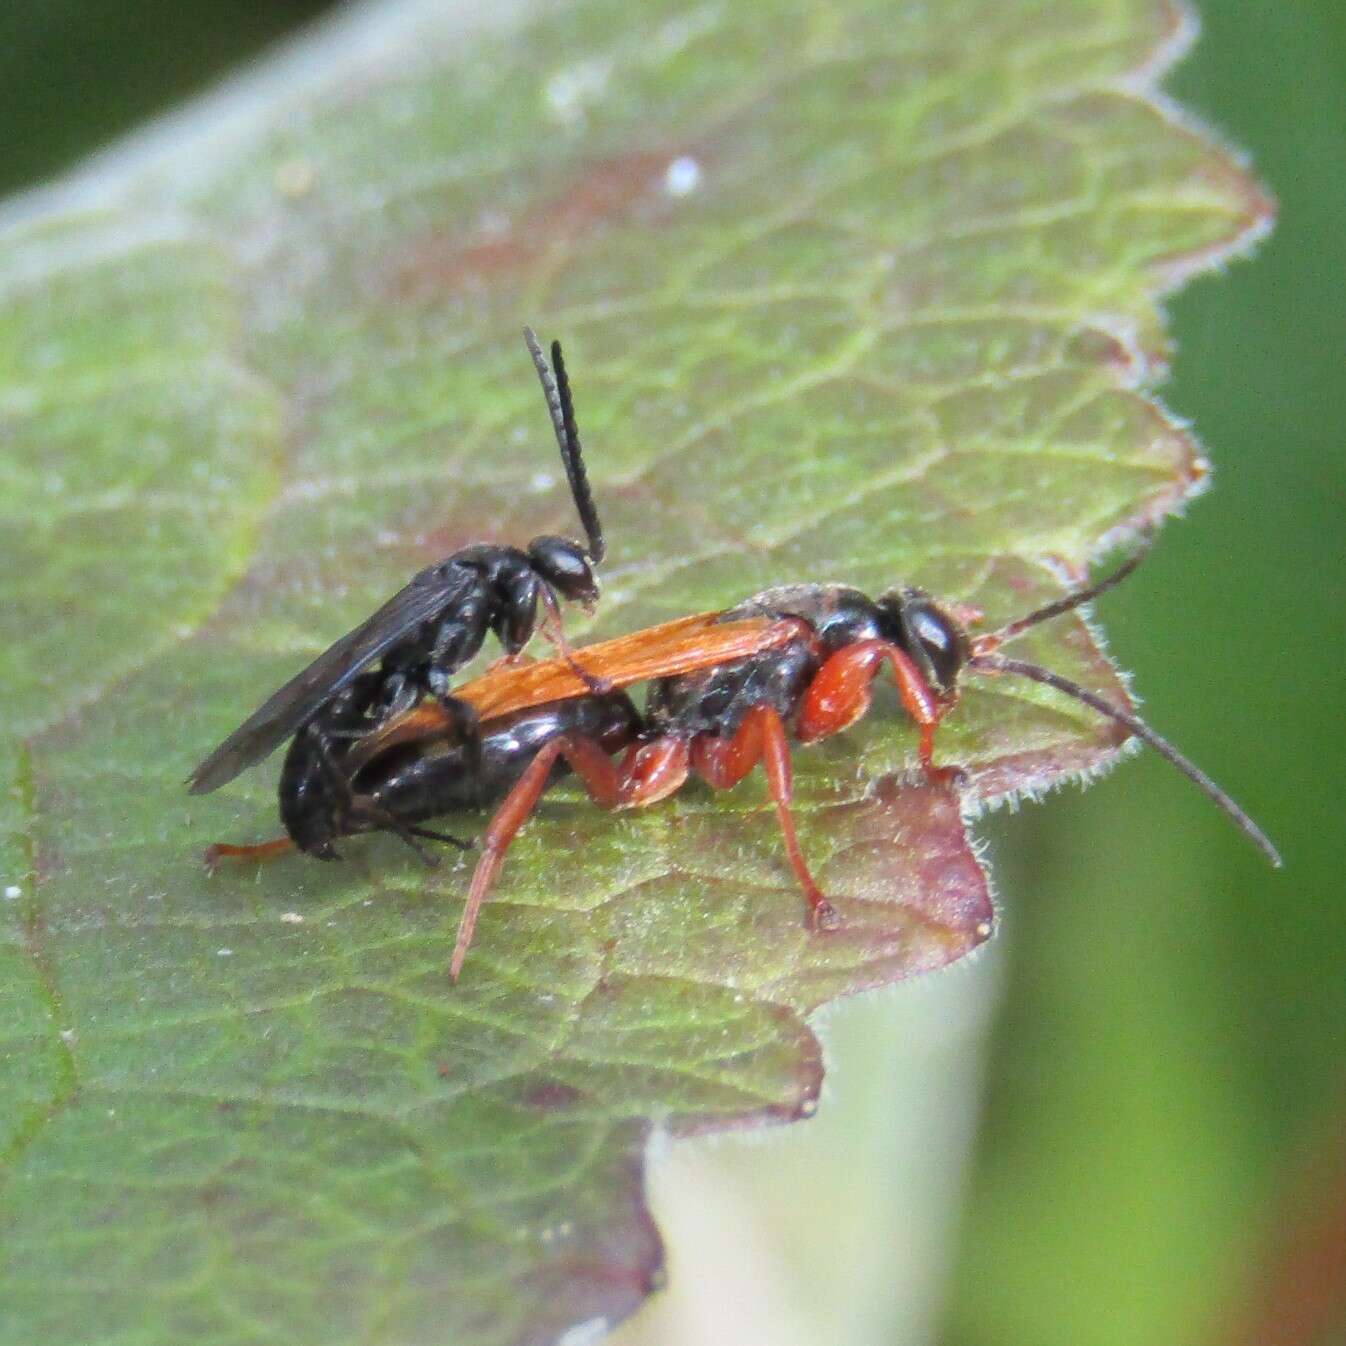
xmin=187 ymin=563 xmax=477 ymax=794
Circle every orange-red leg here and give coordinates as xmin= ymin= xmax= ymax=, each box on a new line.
xmin=615 ymin=738 xmax=692 ymax=807
xmin=692 ymin=705 xmax=839 ymax=932
xmin=449 ymin=734 xmax=691 ymax=980
xmin=796 ymin=639 xmax=955 ymax=778
xmin=204 ymin=836 xmax=296 ymax=870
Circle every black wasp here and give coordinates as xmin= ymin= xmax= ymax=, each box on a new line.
xmin=187 ymin=327 xmax=606 ymax=804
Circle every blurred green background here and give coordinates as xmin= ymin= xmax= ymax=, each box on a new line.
xmin=4 ymin=2 xmax=1341 ymax=1343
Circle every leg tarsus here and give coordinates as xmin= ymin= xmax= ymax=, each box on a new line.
xmin=922 ymin=761 xmax=967 ymax=788
xmin=405 ymin=825 xmax=474 ymax=851
xmin=204 ymin=836 xmax=296 ymax=871
xmin=810 ymin=899 xmax=841 ymax=933
xmin=408 ymin=838 xmax=440 ymax=868
xmin=916 ymin=704 xmax=968 ymax=786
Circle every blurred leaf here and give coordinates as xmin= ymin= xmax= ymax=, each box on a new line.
xmin=0 ymin=0 xmax=1267 ymax=1341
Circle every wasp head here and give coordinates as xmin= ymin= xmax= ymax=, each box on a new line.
xmin=528 ymin=535 xmax=602 ymax=612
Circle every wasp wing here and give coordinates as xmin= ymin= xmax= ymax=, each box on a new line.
xmin=187 ymin=563 xmax=477 ymax=794
xmin=341 ymin=613 xmax=800 ymax=773
xmin=461 ymin=614 xmax=799 ymax=719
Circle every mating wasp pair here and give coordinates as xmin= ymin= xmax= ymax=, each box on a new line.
xmin=191 ymin=330 xmax=1279 ymax=977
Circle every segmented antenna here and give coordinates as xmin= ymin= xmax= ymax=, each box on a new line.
xmin=969 ymin=652 xmax=1282 ymax=867
xmin=523 ymin=326 xmax=605 ymax=563
xmin=976 ymin=531 xmax=1155 ymax=652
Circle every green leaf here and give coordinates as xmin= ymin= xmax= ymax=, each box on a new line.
xmin=0 ymin=0 xmax=1267 ymax=1341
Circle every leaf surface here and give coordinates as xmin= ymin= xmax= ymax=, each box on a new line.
xmin=0 ymin=0 xmax=1268 ymax=1341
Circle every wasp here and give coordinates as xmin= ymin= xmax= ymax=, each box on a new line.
xmin=186 ymin=326 xmax=606 ymax=798
xmin=213 ymin=533 xmax=1281 ymax=979
xmin=203 ymin=611 xmax=803 ymax=867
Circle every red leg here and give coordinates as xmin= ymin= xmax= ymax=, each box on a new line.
xmin=691 ymin=721 xmax=763 ymax=791
xmin=693 ymin=706 xmax=839 ymax=932
xmin=796 ymin=639 xmax=954 ymax=778
xmin=615 ymin=738 xmax=692 ymax=807
xmin=754 ymin=708 xmax=840 ymax=932
xmin=204 ymin=837 xmax=295 ymax=870
xmin=450 ymin=732 xmax=643 ymax=980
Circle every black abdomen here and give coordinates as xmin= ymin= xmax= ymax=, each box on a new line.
xmin=362 ymin=691 xmax=642 ymax=826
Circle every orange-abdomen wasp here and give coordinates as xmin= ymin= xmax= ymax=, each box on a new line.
xmin=213 ymin=533 xmax=1280 ymax=978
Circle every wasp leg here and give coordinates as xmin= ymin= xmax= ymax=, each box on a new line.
xmin=450 ymin=735 xmax=706 ymax=979
xmin=310 ymin=731 xmax=467 ymax=865
xmin=450 ymin=733 xmax=638 ymax=980
xmin=321 ymin=673 xmax=420 ymax=738
xmin=795 ymin=639 xmax=962 ymax=784
xmin=539 ymin=585 xmax=613 ymax=696
xmin=691 ymin=706 xmax=839 ymax=932
xmin=204 ymin=836 xmax=296 ymax=870
xmin=611 ymin=738 xmax=692 ymax=807
xmin=421 ymin=688 xmax=483 ymax=780
xmin=403 ymin=825 xmax=473 ymax=852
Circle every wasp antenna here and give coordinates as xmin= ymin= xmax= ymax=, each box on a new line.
xmin=522 ymin=326 xmax=605 ymax=564
xmin=550 ymin=338 xmax=605 ymax=565
xmin=969 ymin=653 xmax=1282 ymax=867
xmin=980 ymin=531 xmax=1155 ymax=651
